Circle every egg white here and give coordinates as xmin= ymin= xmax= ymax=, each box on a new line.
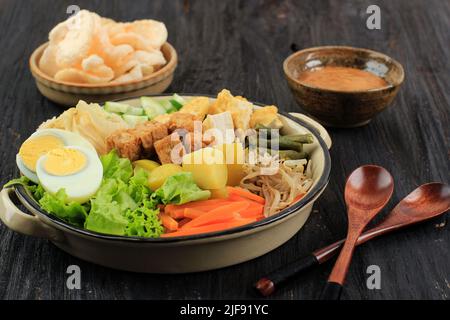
xmin=16 ymin=129 xmax=97 ymax=183
xmin=16 ymin=154 xmax=39 ymax=183
xmin=36 ymin=146 xmax=103 ymax=203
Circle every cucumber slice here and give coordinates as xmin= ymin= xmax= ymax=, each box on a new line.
xmin=169 ymin=99 xmax=183 ymax=111
xmin=141 ymin=97 xmax=167 ymax=119
xmin=123 ymin=115 xmax=148 ymax=127
xmin=104 ymin=101 xmax=130 ymax=114
xmin=160 ymin=99 xmax=177 ymax=113
xmin=172 ymin=94 xmax=186 ymax=105
xmin=125 ymin=106 xmax=145 ymax=116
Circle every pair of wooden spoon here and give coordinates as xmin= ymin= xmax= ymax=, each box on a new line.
xmin=255 ymin=165 xmax=450 ymax=299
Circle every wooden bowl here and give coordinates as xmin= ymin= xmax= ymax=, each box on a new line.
xmin=29 ymin=42 xmax=178 ymax=106
xmin=283 ymin=46 xmax=404 ymax=128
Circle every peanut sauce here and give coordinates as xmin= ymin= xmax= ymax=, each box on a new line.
xmin=298 ymin=66 xmax=388 ymax=91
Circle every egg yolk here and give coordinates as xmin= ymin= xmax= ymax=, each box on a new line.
xmin=43 ymin=148 xmax=87 ymax=176
xmin=19 ymin=135 xmax=64 ymax=171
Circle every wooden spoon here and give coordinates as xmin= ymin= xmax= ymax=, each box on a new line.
xmin=255 ymin=183 xmax=450 ymax=297
xmin=320 ymin=165 xmax=394 ymax=299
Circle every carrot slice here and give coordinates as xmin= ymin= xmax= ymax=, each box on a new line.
xmin=239 ymin=204 xmax=264 ymax=218
xmin=182 ymin=201 xmax=250 ymax=229
xmin=160 ymin=214 xmax=178 ymax=231
xmin=168 ymin=208 xmax=184 ymax=219
xmin=184 ymin=208 xmax=207 ymax=219
xmin=228 ymin=194 xmax=251 ymax=202
xmin=164 ymin=204 xmax=178 ymax=215
xmin=161 ymin=218 xmax=256 ymax=237
xmin=186 ymin=203 xmax=230 ymax=212
xmin=165 ymin=199 xmax=232 ymax=212
xmin=227 ymin=187 xmax=265 ymax=204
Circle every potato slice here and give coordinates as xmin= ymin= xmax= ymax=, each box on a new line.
xmin=147 ymin=164 xmax=183 ymax=191
xmin=182 ymin=147 xmax=228 ymax=189
xmin=215 ymin=143 xmax=246 ymax=187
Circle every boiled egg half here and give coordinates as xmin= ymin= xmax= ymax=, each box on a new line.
xmin=36 ymin=146 xmax=102 ymax=203
xmin=16 ymin=129 xmax=96 ymax=183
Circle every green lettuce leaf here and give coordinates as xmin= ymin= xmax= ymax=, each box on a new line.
xmin=84 ymin=151 xmax=163 ymax=238
xmin=152 ymin=172 xmax=211 ymax=205
xmin=127 ymin=168 xmax=151 ymax=204
xmin=101 ymin=149 xmax=133 ymax=182
xmin=3 ymin=176 xmax=31 ymax=189
xmin=85 ymin=198 xmax=128 ymax=235
xmin=124 ymin=205 xmax=164 ymax=237
xmin=39 ymin=189 xmax=89 ymax=227
xmin=3 ymin=176 xmax=45 ymax=201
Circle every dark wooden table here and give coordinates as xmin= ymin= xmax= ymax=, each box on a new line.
xmin=0 ymin=0 xmax=448 ymax=300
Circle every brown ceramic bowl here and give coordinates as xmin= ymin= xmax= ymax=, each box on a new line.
xmin=283 ymin=46 xmax=404 ymax=127
xmin=29 ymin=42 xmax=178 ymax=106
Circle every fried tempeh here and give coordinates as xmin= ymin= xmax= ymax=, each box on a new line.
xmin=106 ymin=129 xmax=142 ymax=161
xmin=134 ymin=121 xmax=169 ymax=154
xmin=154 ymin=131 xmax=208 ymax=164
xmin=154 ymin=133 xmax=183 ymax=164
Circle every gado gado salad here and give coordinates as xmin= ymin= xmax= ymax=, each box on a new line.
xmin=6 ymin=90 xmax=315 ymax=238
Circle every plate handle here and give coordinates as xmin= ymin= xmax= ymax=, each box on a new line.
xmin=0 ymin=188 xmax=63 ymax=241
xmin=289 ymin=112 xmax=332 ymax=149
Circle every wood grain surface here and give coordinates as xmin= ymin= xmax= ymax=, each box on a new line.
xmin=0 ymin=0 xmax=448 ymax=300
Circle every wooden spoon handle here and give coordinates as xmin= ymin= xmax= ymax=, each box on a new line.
xmin=327 ymin=231 xmax=360 ymax=284
xmin=319 ymin=235 xmax=359 ymax=300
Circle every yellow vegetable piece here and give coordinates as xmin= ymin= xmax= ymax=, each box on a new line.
xmin=208 ymin=187 xmax=229 ymax=199
xmin=133 ymin=159 xmax=160 ymax=175
xmin=147 ymin=164 xmax=183 ymax=191
xmin=215 ymin=143 xmax=246 ymax=187
xmin=182 ymin=147 xmax=228 ymax=189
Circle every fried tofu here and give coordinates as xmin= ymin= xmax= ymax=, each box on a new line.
xmin=209 ymin=89 xmax=253 ymax=130
xmin=134 ymin=121 xmax=168 ymax=154
xmin=168 ymin=113 xmax=197 ymax=133
xmin=106 ymin=129 xmax=142 ymax=161
xmin=249 ymin=106 xmax=283 ymax=129
xmin=179 ymin=97 xmax=211 ymax=121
